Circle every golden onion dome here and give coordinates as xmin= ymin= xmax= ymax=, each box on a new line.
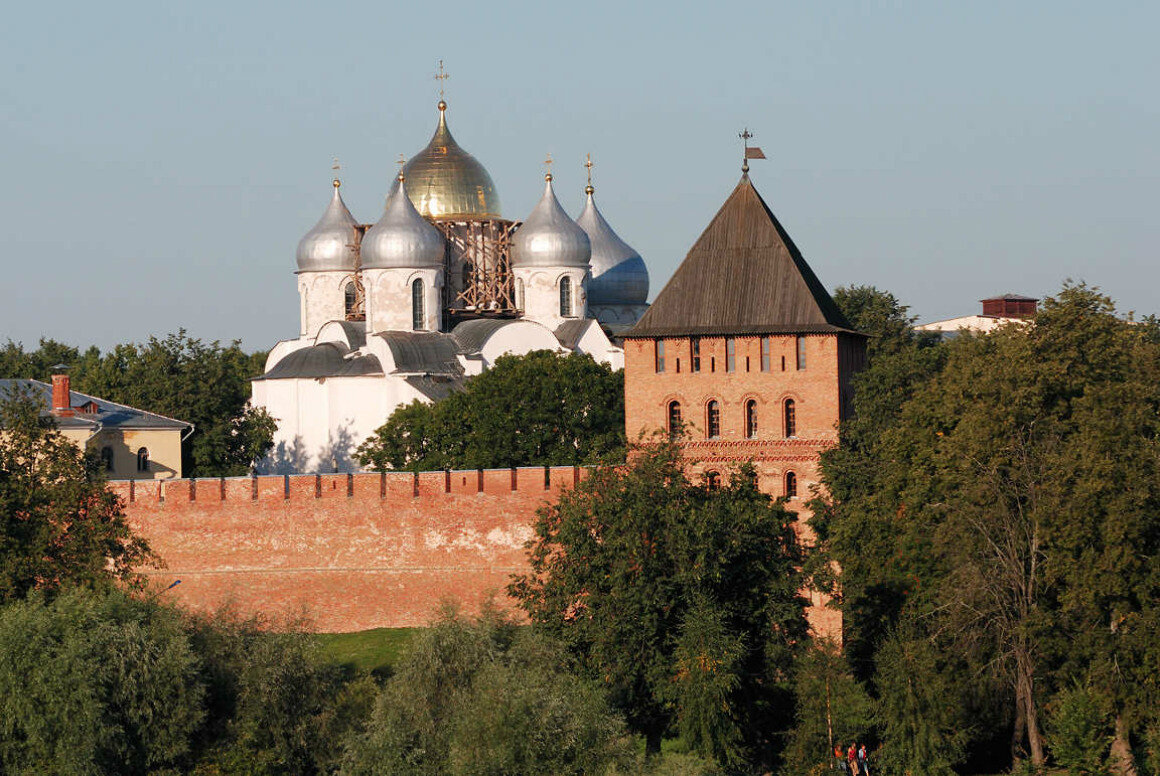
xmin=400 ymin=100 xmax=501 ymax=220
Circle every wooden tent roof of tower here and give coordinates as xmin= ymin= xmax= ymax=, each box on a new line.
xmin=625 ymin=175 xmax=859 ymax=338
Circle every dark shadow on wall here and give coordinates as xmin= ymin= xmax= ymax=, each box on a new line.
xmin=257 ymin=422 xmax=359 ymax=474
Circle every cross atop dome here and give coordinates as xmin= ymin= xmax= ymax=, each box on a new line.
xmin=434 ymin=60 xmax=449 ymax=109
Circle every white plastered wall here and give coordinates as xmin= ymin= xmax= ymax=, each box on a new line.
xmin=254 ymin=373 xmax=429 ymax=473
xmin=363 ymin=267 xmax=443 ymax=333
xmin=298 ymin=271 xmax=355 ymax=339
xmin=513 ymin=267 xmax=588 ymax=330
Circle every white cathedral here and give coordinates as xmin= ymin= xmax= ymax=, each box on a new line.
xmin=252 ymin=98 xmax=650 ymax=473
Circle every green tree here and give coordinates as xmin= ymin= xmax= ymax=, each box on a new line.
xmin=342 ymin=607 xmax=632 ymax=776
xmin=357 ymin=350 xmax=625 ymax=471
xmin=816 ymin=283 xmax=1160 ymax=771
xmin=0 ymin=338 xmax=86 ymax=380
xmin=780 ymin=639 xmax=873 ymax=775
xmin=874 ymin=623 xmax=969 ymax=776
xmin=184 ymin=608 xmax=363 ymax=776
xmin=0 ymin=389 xmax=152 ymax=603
xmin=1047 ymin=683 xmax=1112 ymax=775
xmin=73 ymin=330 xmax=274 ymax=477
xmin=0 ymin=590 xmax=205 ymax=775
xmin=510 ymin=442 xmax=807 ymax=770
xmin=809 ymin=286 xmax=947 ymax=675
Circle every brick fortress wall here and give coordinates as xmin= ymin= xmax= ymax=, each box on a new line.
xmin=117 ymin=461 xmax=839 ymax=638
xmin=113 ymin=467 xmax=587 ymax=633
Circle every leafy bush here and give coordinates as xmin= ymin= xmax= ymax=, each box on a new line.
xmin=342 ymin=607 xmax=633 ymax=775
xmin=1046 ymin=684 xmax=1111 ymax=775
xmin=0 ymin=591 xmax=204 ymax=775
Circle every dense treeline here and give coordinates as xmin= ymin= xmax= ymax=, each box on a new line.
xmin=805 ymin=283 xmax=1160 ymax=774
xmin=0 ymin=330 xmax=274 ymax=477
xmin=356 ymin=349 xmax=625 ymax=471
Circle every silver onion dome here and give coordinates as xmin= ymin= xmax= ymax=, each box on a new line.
xmin=576 ymin=187 xmax=649 ymax=305
xmin=296 ymin=181 xmax=360 ymax=272
xmin=511 ymin=175 xmax=591 ymax=269
xmin=401 ymin=101 xmax=502 ymax=220
xmin=361 ymin=177 xmax=446 ymax=269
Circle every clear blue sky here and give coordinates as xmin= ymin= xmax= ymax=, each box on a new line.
xmin=2 ymin=1 xmax=1156 ymax=351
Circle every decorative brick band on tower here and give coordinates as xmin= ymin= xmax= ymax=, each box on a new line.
xmin=622 ymin=173 xmax=867 ymax=641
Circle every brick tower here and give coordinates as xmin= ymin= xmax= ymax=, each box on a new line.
xmin=622 ymin=172 xmax=865 ymax=635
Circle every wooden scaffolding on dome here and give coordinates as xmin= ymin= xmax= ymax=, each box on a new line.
xmin=435 ymin=218 xmax=521 ymax=326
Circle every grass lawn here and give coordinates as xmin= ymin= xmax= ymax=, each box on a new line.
xmin=313 ymin=627 xmax=420 ymax=676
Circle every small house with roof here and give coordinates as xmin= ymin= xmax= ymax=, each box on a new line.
xmin=0 ymin=374 xmax=191 ymax=479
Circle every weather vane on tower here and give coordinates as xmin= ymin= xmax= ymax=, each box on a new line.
xmin=739 ymin=128 xmax=766 ymax=174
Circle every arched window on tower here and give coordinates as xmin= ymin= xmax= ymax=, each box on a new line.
xmin=559 ymin=276 xmax=573 ymax=317
xmin=784 ymin=399 xmax=796 ymax=438
xmin=745 ymin=399 xmax=758 ymax=439
xmin=668 ymin=401 xmax=682 ymax=438
xmin=136 ymin=447 xmax=150 ymax=473
xmin=706 ymin=400 xmax=721 ymax=439
xmin=411 ymin=278 xmax=425 ymax=331
xmin=344 ymin=282 xmax=357 ymax=319
xmin=785 ymin=471 xmax=798 ymax=499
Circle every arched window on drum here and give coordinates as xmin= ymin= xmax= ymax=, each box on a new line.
xmin=559 ymin=276 xmax=573 ymax=317
xmin=411 ymin=278 xmax=425 ymax=330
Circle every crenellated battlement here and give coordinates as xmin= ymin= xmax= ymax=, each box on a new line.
xmin=109 ymin=466 xmax=588 ymax=506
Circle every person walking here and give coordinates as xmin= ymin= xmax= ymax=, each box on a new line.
xmin=835 ymin=744 xmax=848 ymax=773
xmin=858 ymin=743 xmax=870 ymax=775
xmin=847 ymin=743 xmax=858 ymax=775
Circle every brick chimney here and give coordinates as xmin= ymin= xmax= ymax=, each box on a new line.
xmin=51 ymin=374 xmax=74 ymax=417
xmin=981 ymin=294 xmax=1039 ymax=319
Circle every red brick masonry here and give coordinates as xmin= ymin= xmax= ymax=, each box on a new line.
xmin=113 ymin=467 xmax=583 ymax=632
xmin=115 ymin=465 xmax=839 ymax=638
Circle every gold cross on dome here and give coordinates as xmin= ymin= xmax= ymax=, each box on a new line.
xmin=332 ymin=156 xmax=341 ymax=172
xmin=396 ymin=153 xmax=406 ymax=172
xmin=584 ymin=153 xmax=594 ymax=185
xmin=434 ymin=60 xmax=449 ymax=99
xmin=543 ymin=152 xmax=554 ymax=179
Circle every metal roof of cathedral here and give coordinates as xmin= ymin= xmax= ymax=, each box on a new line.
xmin=296 ymin=181 xmax=360 ymax=273
xmin=361 ymin=176 xmax=447 ymax=269
xmin=257 ymin=344 xmax=383 ymax=380
xmin=576 ymin=185 xmax=649 ymax=306
xmin=401 ymin=100 xmax=502 ymax=220
xmin=511 ymin=174 xmax=591 ymax=269
xmin=624 ymin=174 xmax=858 ymax=338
